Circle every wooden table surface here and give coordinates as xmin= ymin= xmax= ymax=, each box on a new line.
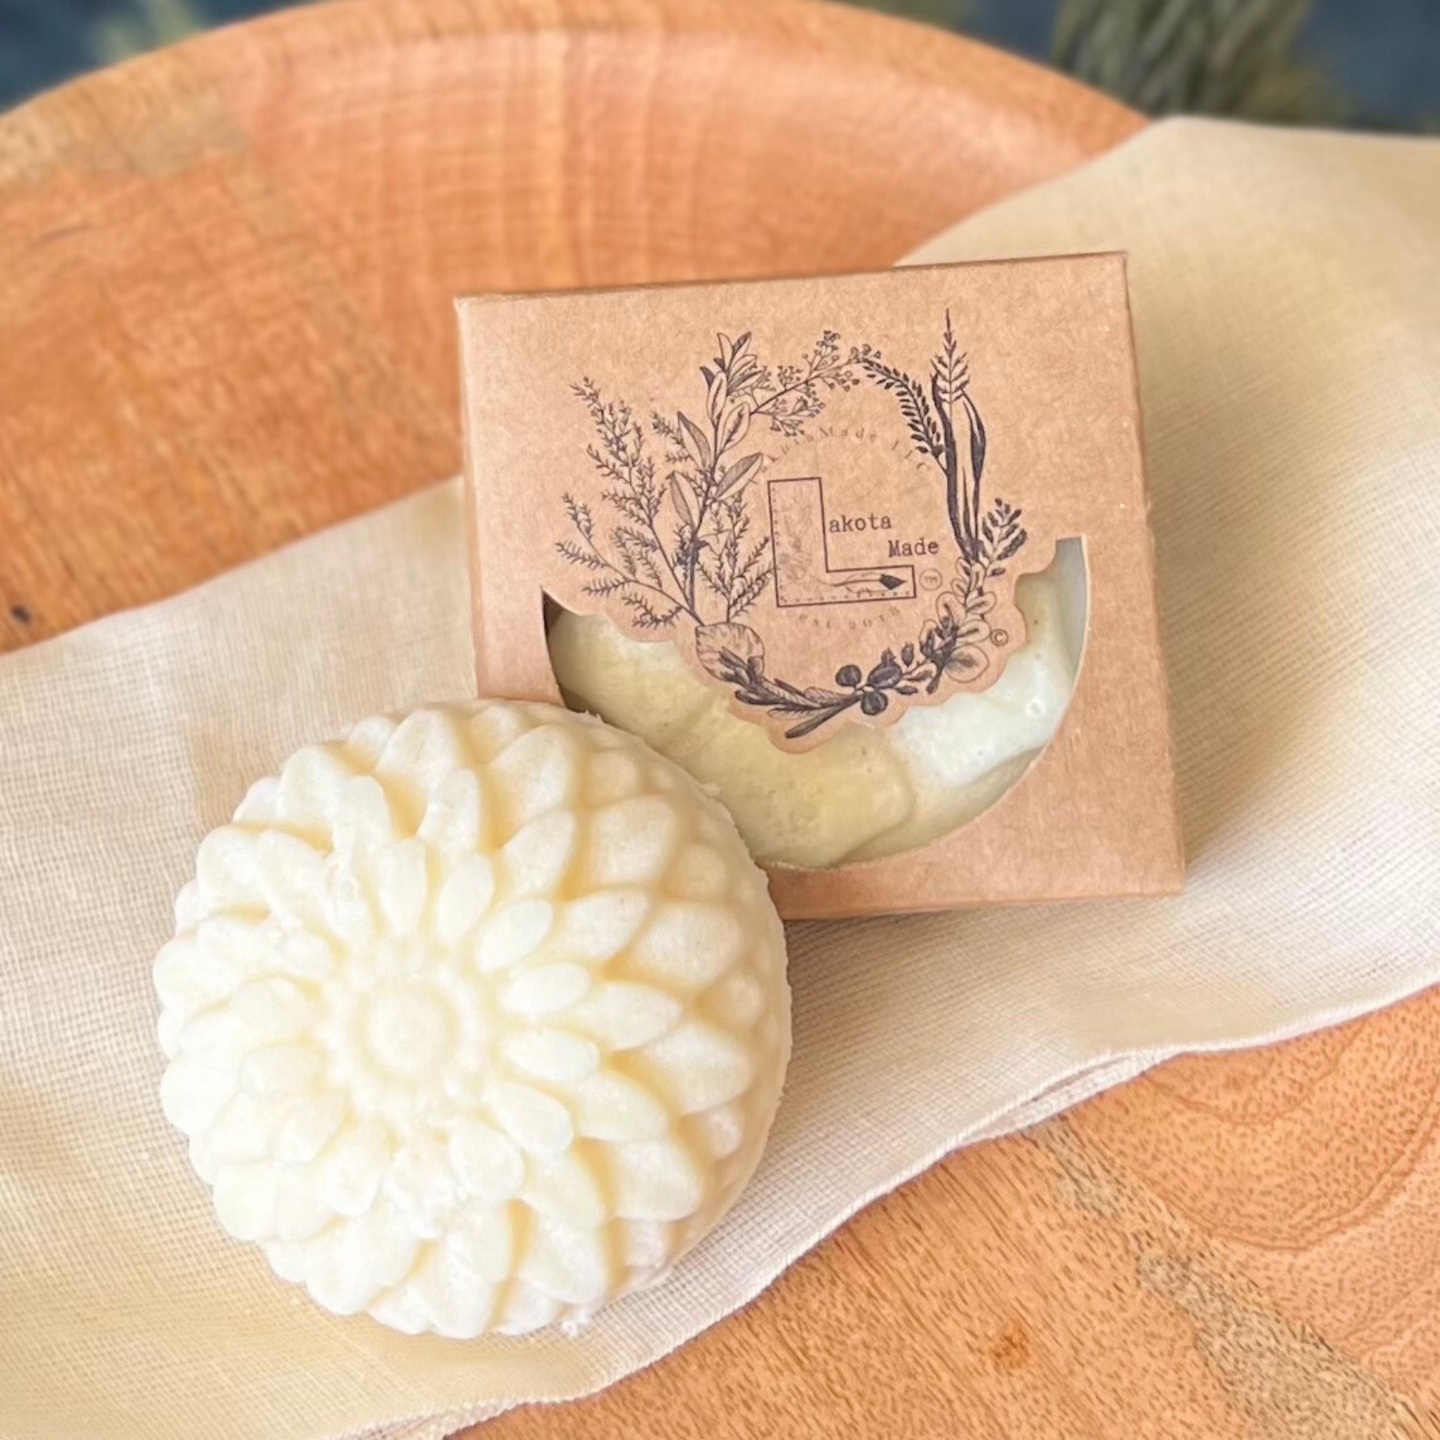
xmin=2 ymin=1 xmax=1437 ymax=1434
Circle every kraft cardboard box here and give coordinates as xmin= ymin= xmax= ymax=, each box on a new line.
xmin=458 ymin=257 xmax=1182 ymax=919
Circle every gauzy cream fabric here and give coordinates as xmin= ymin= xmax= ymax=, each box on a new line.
xmin=2 ymin=119 xmax=1437 ymax=1438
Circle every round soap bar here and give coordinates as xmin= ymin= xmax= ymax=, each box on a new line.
xmin=154 ymin=701 xmax=790 ymax=1338
xmin=549 ymin=546 xmax=1085 ymax=867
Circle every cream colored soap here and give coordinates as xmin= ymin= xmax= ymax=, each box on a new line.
xmin=550 ymin=547 xmax=1084 ymax=867
xmin=155 ymin=702 xmax=790 ymax=1338
xmin=668 ymin=708 xmax=912 ymax=868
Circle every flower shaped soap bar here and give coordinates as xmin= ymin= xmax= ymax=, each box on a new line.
xmin=155 ymin=702 xmax=790 ymax=1337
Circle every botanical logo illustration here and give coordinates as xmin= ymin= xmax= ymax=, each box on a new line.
xmin=557 ymin=315 xmax=1026 ymax=740
xmin=558 ymin=330 xmax=858 ymax=629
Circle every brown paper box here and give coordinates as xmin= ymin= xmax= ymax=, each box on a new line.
xmin=458 ymin=257 xmax=1182 ymax=919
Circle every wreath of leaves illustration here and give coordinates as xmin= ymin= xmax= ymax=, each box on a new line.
xmin=557 ymin=314 xmax=1027 ymax=739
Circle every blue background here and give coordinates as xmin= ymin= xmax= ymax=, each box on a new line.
xmin=0 ymin=0 xmax=1435 ymax=127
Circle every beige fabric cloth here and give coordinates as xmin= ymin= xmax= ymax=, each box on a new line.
xmin=2 ymin=119 xmax=1438 ymax=1439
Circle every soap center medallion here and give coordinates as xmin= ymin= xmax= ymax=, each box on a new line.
xmin=363 ymin=982 xmax=454 ymax=1077
xmin=320 ymin=934 xmax=494 ymax=1125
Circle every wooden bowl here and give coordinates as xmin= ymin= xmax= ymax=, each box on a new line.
xmin=4 ymin=7 xmax=1434 ymax=1436
xmin=0 ymin=0 xmax=1140 ymax=648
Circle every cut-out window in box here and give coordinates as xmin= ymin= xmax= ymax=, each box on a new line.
xmin=548 ymin=539 xmax=1087 ymax=868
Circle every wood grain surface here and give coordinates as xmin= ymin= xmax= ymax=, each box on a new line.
xmin=1 ymin=2 xmax=1435 ymax=1436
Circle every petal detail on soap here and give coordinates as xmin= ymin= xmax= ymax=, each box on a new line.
xmin=173 ymin=879 xmax=207 ymax=932
xmin=448 ymin=1119 xmax=524 ymax=1202
xmin=374 ymin=709 xmax=472 ymax=806
xmin=503 ymin=1028 xmax=600 ymax=1086
xmin=606 ymin=1139 xmax=706 ymax=1222
xmin=519 ymin=1150 xmax=607 ymax=1227
xmin=684 ymin=1103 xmax=746 ymax=1159
xmin=584 ymin=749 xmax=644 ymax=806
xmin=619 ymin=1218 xmax=672 ymax=1270
xmin=271 ymin=1164 xmax=335 ymax=1242
xmin=227 ymin=977 xmax=318 ymax=1049
xmin=275 ymin=745 xmax=356 ymax=834
xmin=374 ymin=837 xmax=430 ymax=937
xmin=213 ymin=1160 xmax=282 ymax=1241
xmin=195 ymin=913 xmax=275 ymax=966
xmin=255 ymin=830 xmax=329 ymax=927
xmin=501 ymin=811 xmax=578 ymax=898
xmin=520 ymin=1214 xmax=613 ymax=1307
xmin=418 ymin=768 xmax=485 ymax=854
xmin=237 ymin=1041 xmax=322 ymax=1101
xmin=272 ymin=1091 xmax=347 ymax=1164
xmin=195 ymin=826 xmax=264 ymax=909
xmin=625 ymin=902 xmax=744 ymax=991
xmin=157 ymin=1005 xmax=187 ymax=1061
xmin=434 ymin=852 xmax=494 ymax=944
xmin=667 ymin=844 xmax=731 ymax=901
xmin=584 ymin=798 xmax=680 ymax=887
xmin=303 ymin=1215 xmax=386 ymax=1315
xmin=447 ymin=1200 xmax=515 ymax=1284
xmin=702 ymin=969 xmax=766 ymax=1029
xmin=494 ymin=1281 xmax=562 ymax=1336
xmin=154 ymin=934 xmax=245 ymax=1021
xmin=272 ymin=926 xmax=336 ymax=983
xmin=159 ymin=1058 xmax=235 ymax=1136
xmin=488 ymin=723 xmax=580 ymax=831
xmin=566 ymin=981 xmax=681 ymax=1050
xmin=408 ymin=1244 xmax=498 ymax=1338
xmin=367 ymin=1283 xmax=433 ymax=1336
xmin=339 ymin=714 xmax=398 ymax=771
xmin=464 ymin=702 xmax=532 ymax=763
xmin=635 ymin=1021 xmax=754 ymax=1113
xmin=207 ymin=1091 xmax=287 ymax=1164
xmin=488 ymin=1081 xmax=573 ymax=1154
xmin=320 ymin=1119 xmax=390 ymax=1216
xmin=356 ymin=1199 xmax=421 ymax=1287
xmin=324 ymin=857 xmax=377 ymax=945
xmin=264 ymin=1240 xmax=308 ymax=1283
xmin=553 ymin=890 xmax=651 ymax=964
xmin=384 ymin=1136 xmax=458 ymax=1240
xmin=331 ymin=775 xmax=399 ymax=856
xmin=189 ymin=1131 xmax=222 ymax=1183
xmin=572 ymin=1070 xmax=671 ymax=1142
xmin=234 ymin=776 xmax=283 ymax=827
xmin=499 ymin=963 xmax=591 ymax=1019
xmin=476 ymin=901 xmax=554 ymax=973
xmin=177 ymin=1007 xmax=254 ymax=1071
xmin=155 ymin=700 xmax=793 ymax=1339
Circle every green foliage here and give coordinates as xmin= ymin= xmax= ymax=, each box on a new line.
xmin=92 ymin=0 xmax=204 ymax=64
xmin=846 ymin=0 xmax=1347 ymax=125
xmin=1050 ymin=0 xmax=1344 ymax=122
xmin=850 ymin=0 xmax=973 ymax=26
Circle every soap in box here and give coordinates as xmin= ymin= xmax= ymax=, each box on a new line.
xmin=458 ymin=257 xmax=1182 ymax=919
